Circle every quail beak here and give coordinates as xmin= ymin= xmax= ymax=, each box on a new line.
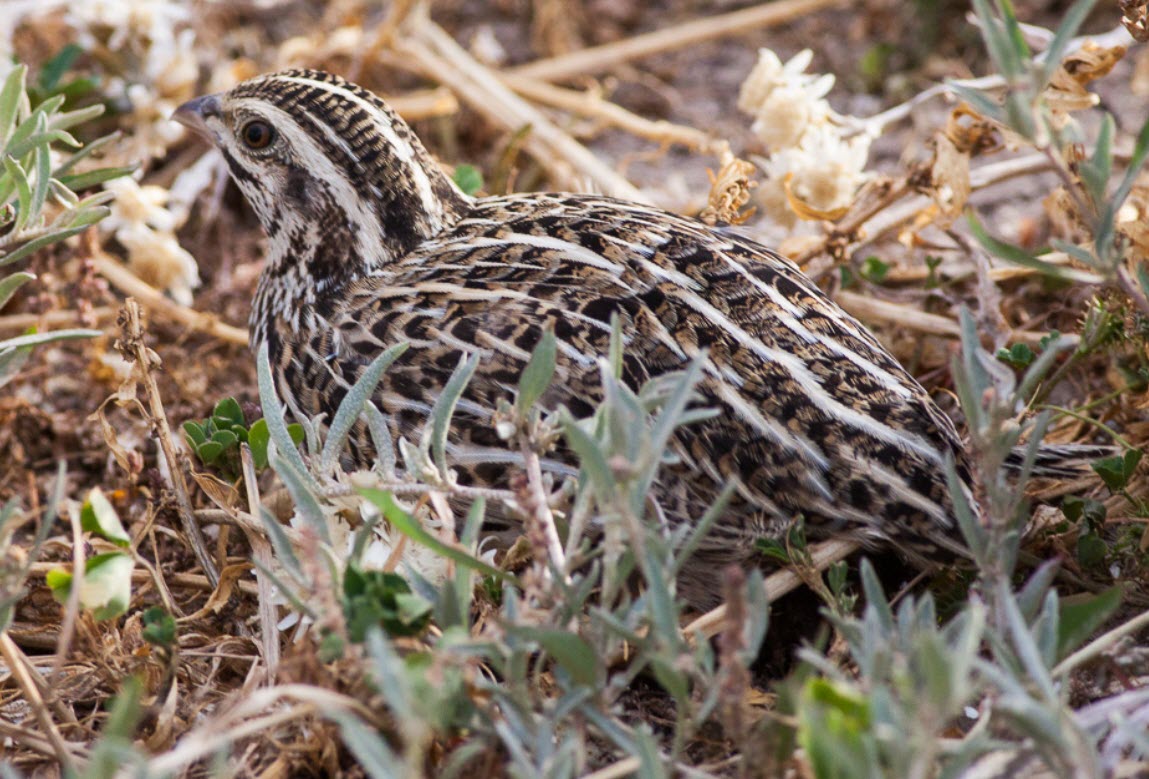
xmin=173 ymin=94 xmax=222 ymax=143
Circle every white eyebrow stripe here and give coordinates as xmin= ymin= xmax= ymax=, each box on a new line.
xmin=272 ymin=74 xmax=448 ymax=231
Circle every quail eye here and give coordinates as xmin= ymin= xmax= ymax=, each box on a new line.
xmin=240 ymin=120 xmax=274 ymax=149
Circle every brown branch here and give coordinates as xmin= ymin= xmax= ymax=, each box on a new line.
xmin=501 ymin=74 xmax=722 ymax=153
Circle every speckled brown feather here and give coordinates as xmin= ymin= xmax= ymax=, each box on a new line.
xmin=178 ymin=69 xmax=977 ymax=608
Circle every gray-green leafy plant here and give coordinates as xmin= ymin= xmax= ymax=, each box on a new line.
xmin=0 ymin=62 xmax=132 ymax=387
xmin=957 ymin=0 xmax=1149 ymax=312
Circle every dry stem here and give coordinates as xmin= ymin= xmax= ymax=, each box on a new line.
xmin=121 ymin=299 xmax=221 ymax=587
xmin=95 ymin=252 xmax=248 ymax=346
xmin=240 ymin=444 xmax=281 ymax=677
xmin=400 ymin=20 xmax=650 ymax=203
xmin=684 ymin=538 xmax=859 ymax=641
xmin=0 ymin=632 xmax=80 ymax=772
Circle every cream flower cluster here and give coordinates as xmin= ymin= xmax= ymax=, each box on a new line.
xmin=68 ymin=0 xmax=199 ymax=162
xmin=65 ymin=1 xmax=207 ymax=303
xmin=103 ymin=178 xmax=200 ymax=305
xmin=738 ymin=49 xmax=871 ymax=226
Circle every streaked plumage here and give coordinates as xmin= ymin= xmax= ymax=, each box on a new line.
xmin=176 ymin=69 xmax=978 ymax=607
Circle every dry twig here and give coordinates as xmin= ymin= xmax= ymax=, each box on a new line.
xmin=119 ymin=300 xmax=221 ymax=587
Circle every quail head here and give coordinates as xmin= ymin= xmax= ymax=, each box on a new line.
xmin=175 ymin=69 xmax=978 ymax=608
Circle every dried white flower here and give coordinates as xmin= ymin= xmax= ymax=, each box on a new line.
xmin=751 ymin=85 xmax=826 ymax=150
xmin=758 ymin=127 xmax=872 ymax=223
xmin=739 ymin=47 xmax=870 ymax=224
xmin=104 ymin=177 xmax=200 ymax=304
xmin=67 ymin=0 xmax=198 ymax=163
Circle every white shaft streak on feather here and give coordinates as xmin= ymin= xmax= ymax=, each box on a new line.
xmin=431 ymin=326 xmax=496 ymax=360
xmin=466 ymin=234 xmax=629 ymax=276
xmin=712 ymin=375 xmax=830 ymax=473
xmin=858 ymin=459 xmax=954 ymax=530
xmin=716 ymin=253 xmax=913 ymax=399
xmin=632 ymin=255 xmax=704 ymax=292
xmin=274 ymin=74 xmax=457 ymax=232
xmin=673 ymin=285 xmax=944 ymax=466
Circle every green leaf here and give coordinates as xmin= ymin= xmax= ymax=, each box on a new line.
xmin=967 ymin=212 xmax=1102 ymax=281
xmin=343 ymin=566 xmax=432 ymax=641
xmin=85 ymin=553 xmax=134 ymax=621
xmin=182 ymin=420 xmax=206 ymax=447
xmin=256 ymin=342 xmax=315 ymax=488
xmin=320 ymin=341 xmax=407 ymax=474
xmin=195 ymin=440 xmax=224 ymax=465
xmin=996 ymin=342 xmax=1034 ymax=368
xmin=859 ymin=256 xmax=889 ymax=284
xmin=45 ymin=104 xmax=104 ymax=134
xmin=1039 ymin=0 xmax=1098 ymax=85
xmin=52 ymin=131 xmax=119 ymax=176
xmin=827 ymin=560 xmax=849 ymax=597
xmin=516 ymin=326 xmax=556 ymax=415
xmin=515 ymin=627 xmax=599 ymax=687
xmin=212 ymin=397 xmax=245 ymax=428
xmin=0 ymin=271 xmax=34 ymax=310
xmin=1076 ymin=531 xmax=1107 ymax=570
xmin=1057 ymin=586 xmax=1122 ymax=660
xmin=141 ymin=606 xmax=177 ymax=648
xmin=8 ymin=127 xmax=81 ymax=159
xmin=451 ymin=164 xmax=483 ymax=196
xmin=559 ymin=411 xmax=615 ymax=494
xmin=1061 ymin=495 xmax=1106 ymax=528
xmin=798 ymin=677 xmax=872 ymax=779
xmin=56 ymin=164 xmax=134 ymax=192
xmin=754 ymin=536 xmax=791 ymax=563
xmin=248 ymin=418 xmax=270 ymax=469
xmin=1079 ymin=113 xmax=1113 ymax=207
xmin=428 ymin=352 xmax=479 ymax=478
xmin=325 ymin=709 xmax=403 ymax=779
xmin=30 ymin=139 xmax=51 ymax=228
xmin=4 ymin=153 xmax=32 ymax=234
xmin=80 ymin=487 xmax=130 ymax=546
xmin=48 ymin=552 xmax=134 ymax=620
xmin=0 ymin=66 xmax=26 ymax=152
xmin=1099 ymin=111 xmax=1149 ymax=259
xmin=948 ymin=83 xmax=1004 ymax=122
xmin=358 ymin=488 xmax=511 ymax=582
xmin=1092 ymin=449 xmax=1142 ymax=492
xmin=37 ymin=44 xmax=83 ymax=93
xmin=1 ymin=223 xmax=103 ymax=267
xmin=0 ymin=327 xmax=100 ymax=350
xmin=209 ymin=429 xmax=239 ymax=449
xmin=8 ymin=94 xmax=63 ymax=149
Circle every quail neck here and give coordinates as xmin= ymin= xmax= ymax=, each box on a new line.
xmin=176 ymin=69 xmax=975 ymax=609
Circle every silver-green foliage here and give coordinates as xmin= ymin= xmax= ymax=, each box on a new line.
xmin=958 ymin=0 xmax=1149 ymax=307
xmin=0 ymin=63 xmax=131 ymax=386
xmin=249 ymin=317 xmax=767 ymax=777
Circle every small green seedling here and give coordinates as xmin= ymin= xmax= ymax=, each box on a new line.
xmin=183 ymin=397 xmax=304 ymax=480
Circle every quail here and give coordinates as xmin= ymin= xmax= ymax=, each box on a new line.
xmin=175 ymin=69 xmax=979 ymax=608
